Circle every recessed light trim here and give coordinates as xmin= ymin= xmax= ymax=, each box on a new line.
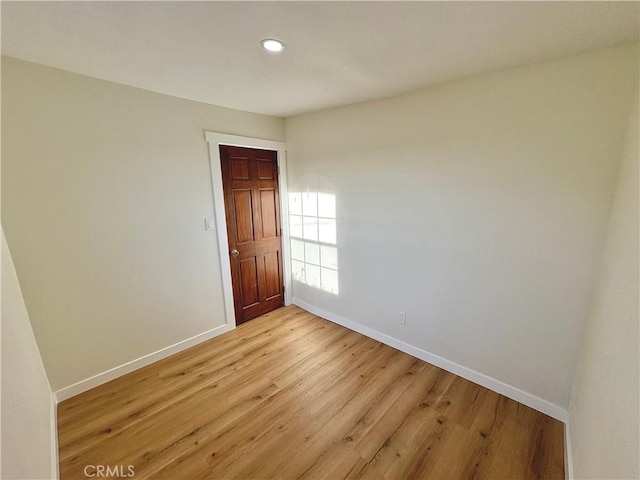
xmin=261 ymin=38 xmax=285 ymax=53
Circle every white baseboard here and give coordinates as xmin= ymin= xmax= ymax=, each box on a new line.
xmin=54 ymin=323 xmax=235 ymax=402
xmin=293 ymin=298 xmax=568 ymax=423
xmin=564 ymin=420 xmax=574 ymax=479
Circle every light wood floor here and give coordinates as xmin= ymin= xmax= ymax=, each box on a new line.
xmin=58 ymin=305 xmax=565 ymax=479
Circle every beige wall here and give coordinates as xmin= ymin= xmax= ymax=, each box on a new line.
xmin=284 ymin=45 xmax=638 ymax=409
xmin=1 ymin=56 xmax=285 ymax=391
xmin=568 ymin=88 xmax=639 ymax=479
xmin=1 ymin=228 xmax=56 ymax=479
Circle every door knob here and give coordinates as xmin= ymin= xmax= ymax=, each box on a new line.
xmin=230 ymin=249 xmax=240 ymax=257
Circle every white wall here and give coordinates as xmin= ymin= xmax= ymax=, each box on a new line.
xmin=568 ymin=88 xmax=639 ymax=479
xmin=284 ymin=44 xmax=638 ymax=410
xmin=1 ymin=228 xmax=56 ymax=479
xmin=1 ymin=56 xmax=285 ymax=391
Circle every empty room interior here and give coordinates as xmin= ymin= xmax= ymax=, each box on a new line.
xmin=1 ymin=1 xmax=639 ymax=479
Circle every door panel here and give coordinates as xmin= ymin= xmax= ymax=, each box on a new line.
xmin=230 ymin=158 xmax=250 ymax=180
xmin=233 ymin=190 xmax=255 ymax=243
xmin=257 ymin=159 xmax=275 ymax=179
xmin=220 ymin=145 xmax=284 ymax=324
xmin=259 ymin=189 xmax=278 ymax=239
xmin=239 ymin=257 xmax=260 ymax=307
xmin=263 ymin=251 xmax=282 ymax=300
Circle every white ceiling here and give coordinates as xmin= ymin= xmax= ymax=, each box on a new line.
xmin=2 ymin=1 xmax=638 ymax=117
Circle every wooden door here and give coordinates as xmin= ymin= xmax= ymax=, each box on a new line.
xmin=220 ymin=145 xmax=284 ymax=325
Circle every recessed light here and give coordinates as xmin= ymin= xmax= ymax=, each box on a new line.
xmin=261 ymin=39 xmax=285 ymax=53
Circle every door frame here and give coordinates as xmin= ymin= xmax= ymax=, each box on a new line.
xmin=205 ymin=132 xmax=291 ymax=328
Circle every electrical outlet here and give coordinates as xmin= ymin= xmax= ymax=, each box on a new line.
xmin=398 ymin=311 xmax=406 ymax=325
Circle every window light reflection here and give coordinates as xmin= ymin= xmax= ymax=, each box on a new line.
xmin=289 ymin=192 xmax=338 ymax=294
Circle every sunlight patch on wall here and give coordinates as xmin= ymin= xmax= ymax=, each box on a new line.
xmin=289 ymin=192 xmax=338 ymax=294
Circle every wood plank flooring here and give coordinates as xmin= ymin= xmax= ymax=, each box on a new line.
xmin=57 ymin=305 xmax=565 ymax=479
